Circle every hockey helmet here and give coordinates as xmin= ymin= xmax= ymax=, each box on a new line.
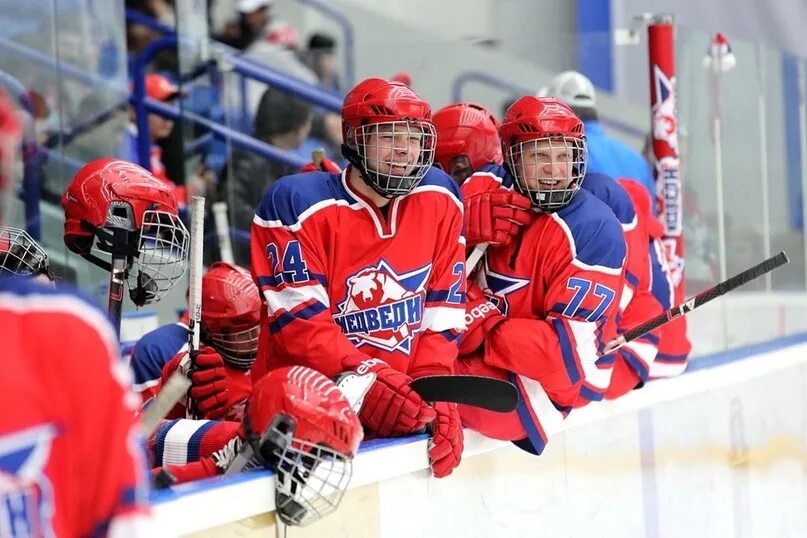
xmin=499 ymin=96 xmax=587 ymax=212
xmin=201 ymin=262 xmax=261 ymax=369
xmin=236 ymin=366 xmax=363 ymax=526
xmin=341 ymin=78 xmax=436 ymax=197
xmin=433 ymin=102 xmax=502 ymax=183
xmin=61 ymin=158 xmax=188 ymax=305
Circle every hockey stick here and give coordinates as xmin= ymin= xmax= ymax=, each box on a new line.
xmin=211 ymin=201 xmax=235 ymax=264
xmin=466 ymin=243 xmax=488 ymax=273
xmin=604 ymin=250 xmax=789 ymax=354
xmin=410 ymin=375 xmax=518 ymax=412
xmin=142 ymin=196 xmax=206 ymax=434
xmin=106 ymin=226 xmax=130 ymax=339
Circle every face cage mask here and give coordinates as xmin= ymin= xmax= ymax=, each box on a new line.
xmin=0 ymin=226 xmax=52 ymax=279
xmin=343 ymin=121 xmax=436 ymax=198
xmin=506 ymin=136 xmax=587 ymax=212
xmin=207 ymin=324 xmax=260 ymax=370
xmin=238 ymin=414 xmax=354 ymax=527
xmin=88 ymin=205 xmax=189 ymax=306
xmin=127 ymin=209 xmax=188 ymax=306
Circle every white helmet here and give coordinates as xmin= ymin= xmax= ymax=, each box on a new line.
xmin=541 ymin=71 xmax=596 ymax=109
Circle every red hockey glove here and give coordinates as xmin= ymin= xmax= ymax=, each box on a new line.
xmin=459 ymin=281 xmax=506 ymax=355
xmin=461 ymin=186 xmax=533 ymax=247
xmin=188 ymin=346 xmax=252 ymax=420
xmin=299 ymin=157 xmax=342 ymax=174
xmin=342 ymin=357 xmax=436 ymax=437
xmin=428 ymin=402 xmax=463 ymax=478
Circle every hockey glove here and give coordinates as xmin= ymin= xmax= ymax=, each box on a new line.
xmin=342 ymin=358 xmax=436 ymax=437
xmin=459 ymin=281 xmax=506 ymax=355
xmin=299 ymin=157 xmax=342 ymax=174
xmin=188 ymin=346 xmax=252 ymax=420
xmin=428 ymin=402 xmax=464 ymax=478
xmin=462 ymin=185 xmax=533 ymax=247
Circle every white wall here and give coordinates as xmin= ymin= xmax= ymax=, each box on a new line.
xmin=155 ymin=337 xmax=807 ymax=537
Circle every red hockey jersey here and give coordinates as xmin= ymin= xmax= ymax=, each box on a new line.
xmin=0 ymin=278 xmax=152 ymax=537
xmin=583 ymin=173 xmax=664 ymax=398
xmin=250 ymin=168 xmax=466 ymax=381
xmin=457 ymin=170 xmax=626 ymax=454
xmin=619 ymin=177 xmax=690 ymax=378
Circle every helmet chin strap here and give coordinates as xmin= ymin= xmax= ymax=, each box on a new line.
xmin=341 ymin=144 xmax=396 ymax=199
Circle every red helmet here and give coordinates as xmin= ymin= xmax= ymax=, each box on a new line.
xmin=201 ymin=262 xmax=262 ymax=369
xmin=239 ymin=366 xmax=363 ymax=526
xmin=0 ymin=88 xmax=21 ymax=226
xmin=499 ymin=96 xmax=587 ymax=212
xmin=61 ymin=158 xmax=188 ymax=305
xmin=433 ymin=102 xmax=502 ymax=183
xmin=341 ymin=78 xmax=436 ymax=197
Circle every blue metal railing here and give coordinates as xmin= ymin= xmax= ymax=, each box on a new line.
xmin=129 ymin=36 xmax=321 ymax=170
xmin=451 ymin=70 xmax=646 ymax=140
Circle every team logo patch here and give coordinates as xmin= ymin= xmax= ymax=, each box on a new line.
xmin=477 ymin=262 xmax=529 ymax=316
xmin=0 ymin=424 xmax=58 ymax=537
xmin=334 ymin=261 xmax=431 ymax=354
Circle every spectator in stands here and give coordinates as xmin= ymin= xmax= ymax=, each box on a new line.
xmin=218 ymin=87 xmax=312 ymax=263
xmin=541 ymin=71 xmax=656 ymax=205
xmin=122 ymin=74 xmax=183 ymax=186
xmin=305 ymin=32 xmax=341 ymax=92
xmin=221 ymin=0 xmax=274 ymax=51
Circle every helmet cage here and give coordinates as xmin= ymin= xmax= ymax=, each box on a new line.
xmin=244 ymin=413 xmax=354 ymax=527
xmin=206 ymin=324 xmax=260 ymax=370
xmin=0 ymin=226 xmax=52 ymax=279
xmin=81 ymin=202 xmax=188 ymax=306
xmin=505 ymin=135 xmax=587 ymax=212
xmin=343 ymin=120 xmax=436 ymax=197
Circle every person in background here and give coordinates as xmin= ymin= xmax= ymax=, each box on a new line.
xmin=541 ymin=71 xmax=656 ymax=205
xmin=218 ymin=86 xmax=312 ymax=263
xmin=122 ymin=73 xmax=184 ymax=190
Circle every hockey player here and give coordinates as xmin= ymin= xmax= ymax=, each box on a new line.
xmin=434 ymin=100 xmax=661 ymax=400
xmin=0 ymin=92 xmax=153 ymax=536
xmin=457 ymin=97 xmax=627 ymax=455
xmin=618 ymin=178 xmax=691 ymax=378
xmin=433 ymin=102 xmax=504 ymax=185
xmin=149 ymin=365 xmax=363 ymax=527
xmin=133 ymin=262 xmax=261 ymax=416
xmin=250 ymin=78 xmax=465 ymax=478
xmin=432 ymin=102 xmax=534 ymax=252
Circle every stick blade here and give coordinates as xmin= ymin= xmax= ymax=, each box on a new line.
xmin=410 ymin=375 xmax=518 ymax=413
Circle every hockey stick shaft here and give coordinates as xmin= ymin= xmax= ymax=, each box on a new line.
xmin=410 ymin=375 xmax=518 ymax=412
xmin=142 ymin=196 xmax=206 ymax=434
xmin=211 ymin=201 xmax=234 ymax=264
xmin=106 ymin=226 xmax=133 ymax=339
xmin=466 ymin=243 xmax=488 ymax=272
xmin=604 ymin=251 xmax=789 ymax=353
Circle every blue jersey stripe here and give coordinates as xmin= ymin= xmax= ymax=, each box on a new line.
xmin=551 ymin=318 xmax=582 ymax=384
xmin=268 ymin=301 xmax=329 ymax=334
xmin=187 ymin=421 xmax=217 ymax=463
